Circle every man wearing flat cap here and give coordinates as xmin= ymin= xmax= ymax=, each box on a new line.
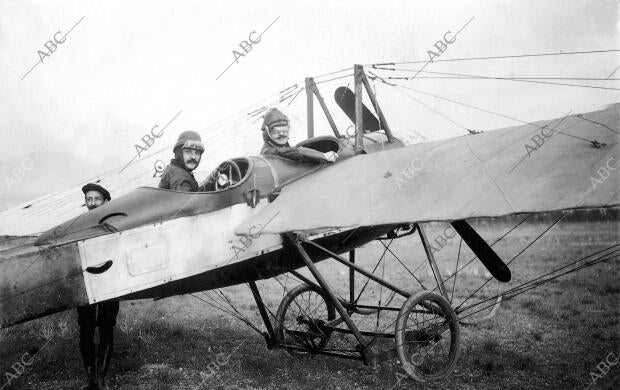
xmin=82 ymin=183 xmax=111 ymax=210
xmin=77 ymin=183 xmax=119 ymax=390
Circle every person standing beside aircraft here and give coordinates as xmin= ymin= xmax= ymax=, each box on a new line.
xmin=260 ymin=108 xmax=338 ymax=163
xmin=77 ymin=183 xmax=119 ymax=390
xmin=158 ymin=130 xmax=208 ymax=192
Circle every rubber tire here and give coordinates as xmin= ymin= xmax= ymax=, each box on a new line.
xmin=275 ymin=284 xmax=336 ymax=358
xmin=395 ymin=291 xmax=461 ymax=382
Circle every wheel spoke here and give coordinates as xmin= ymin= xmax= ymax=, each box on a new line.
xmin=395 ymin=291 xmax=460 ymax=382
xmin=275 ymin=284 xmax=336 ymax=358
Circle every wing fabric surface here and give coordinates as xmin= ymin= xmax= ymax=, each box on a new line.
xmin=236 ymin=104 xmax=619 ymax=235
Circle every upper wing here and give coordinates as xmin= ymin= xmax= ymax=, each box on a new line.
xmin=236 ymin=104 xmax=619 ymax=235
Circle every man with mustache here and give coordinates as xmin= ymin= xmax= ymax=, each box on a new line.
xmin=260 ymin=108 xmax=338 ymax=163
xmin=159 ymin=131 xmax=207 ymax=191
xmin=78 ymin=183 xmax=119 ymax=390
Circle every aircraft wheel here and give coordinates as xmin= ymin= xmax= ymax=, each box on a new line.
xmin=395 ymin=291 xmax=460 ymax=382
xmin=275 ymin=284 xmax=336 ymax=358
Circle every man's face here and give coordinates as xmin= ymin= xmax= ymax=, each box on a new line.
xmin=269 ymin=123 xmax=289 ymax=146
xmin=182 ymin=148 xmax=202 ymax=171
xmin=85 ymin=190 xmax=107 ymax=210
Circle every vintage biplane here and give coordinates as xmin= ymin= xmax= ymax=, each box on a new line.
xmin=0 ymin=64 xmax=618 ymax=383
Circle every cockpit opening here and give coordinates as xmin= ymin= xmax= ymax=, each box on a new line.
xmin=201 ymin=157 xmax=252 ymax=192
xmin=295 ymin=136 xmax=340 ymax=153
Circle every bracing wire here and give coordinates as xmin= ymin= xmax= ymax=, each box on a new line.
xmin=371 ymin=67 xmax=620 ymax=91
xmin=367 ymin=49 xmax=620 ymax=66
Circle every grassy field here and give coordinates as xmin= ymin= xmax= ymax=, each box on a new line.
xmin=0 ymin=215 xmax=618 ymax=389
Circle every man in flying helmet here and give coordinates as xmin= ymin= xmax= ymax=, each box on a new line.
xmin=260 ymin=108 xmax=338 ymax=163
xmin=158 ymin=130 xmax=208 ymax=192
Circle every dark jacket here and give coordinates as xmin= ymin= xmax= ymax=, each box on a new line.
xmin=158 ymin=159 xmax=203 ymax=192
xmin=260 ymin=133 xmax=328 ymax=163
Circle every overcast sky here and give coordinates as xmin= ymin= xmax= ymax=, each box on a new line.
xmin=0 ymin=0 xmax=617 ymax=208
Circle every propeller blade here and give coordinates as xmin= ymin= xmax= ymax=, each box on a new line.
xmin=451 ymin=220 xmax=511 ymax=282
xmin=334 ymin=87 xmax=382 ymax=131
